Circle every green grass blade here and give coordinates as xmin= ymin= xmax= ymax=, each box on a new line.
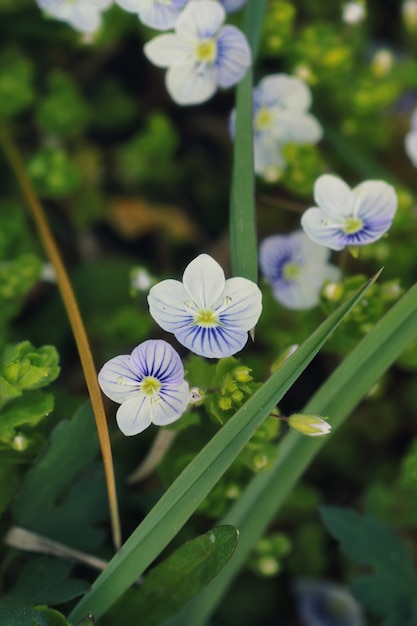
xmin=174 ymin=281 xmax=417 ymax=626
xmin=229 ymin=0 xmax=268 ymax=282
xmin=68 ymin=275 xmax=376 ymax=624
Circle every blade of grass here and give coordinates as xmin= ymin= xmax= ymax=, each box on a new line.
xmin=69 ymin=274 xmax=377 ymax=624
xmin=0 ymin=126 xmax=121 ymax=550
xmin=229 ymin=0 xmax=268 ymax=282
xmin=173 ymin=281 xmax=417 ymax=625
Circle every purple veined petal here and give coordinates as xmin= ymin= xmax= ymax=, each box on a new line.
xmin=136 ymin=0 xmax=188 ymax=30
xmin=130 ymin=339 xmax=185 ymax=384
xmin=166 ymin=61 xmax=218 ymax=104
xmin=175 ymin=323 xmax=248 ymax=358
xmin=182 ymin=254 xmax=226 ymax=309
xmin=220 ymin=0 xmax=247 ymax=12
xmin=259 ymin=234 xmax=296 ymax=282
xmin=256 ymin=74 xmax=312 ymax=111
xmin=314 ymin=174 xmax=354 ymax=220
xmin=253 ymin=133 xmax=286 ymax=175
xmin=176 ymin=0 xmax=225 ymax=40
xmin=152 ymin=380 xmax=190 ymax=425
xmin=144 ymin=34 xmax=193 ymax=68
xmin=98 ymin=355 xmax=141 ymax=404
xmin=405 ymin=130 xmax=417 ymax=167
xmin=115 ymin=0 xmax=140 ymax=12
xmin=148 ymin=279 xmax=193 ymax=332
xmin=301 ymin=208 xmax=347 ymax=251
xmin=116 ymin=394 xmax=153 ymax=436
xmin=218 ymin=277 xmax=263 ymax=331
xmin=270 ymin=110 xmax=322 ymax=144
xmin=353 ymin=180 xmax=397 ymax=223
xmin=215 ymin=25 xmax=251 ymax=88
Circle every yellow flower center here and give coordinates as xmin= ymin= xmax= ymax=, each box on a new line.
xmin=194 ymin=309 xmax=219 ymax=327
xmin=282 ymin=262 xmax=301 ymax=281
xmin=255 ymin=106 xmax=274 ymax=130
xmin=195 ymin=39 xmax=217 ymax=63
xmin=140 ymin=376 xmax=161 ymax=397
xmin=342 ymin=216 xmax=363 ymax=234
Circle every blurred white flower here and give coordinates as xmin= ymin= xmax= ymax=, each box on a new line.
xmin=36 ymin=0 xmax=112 ymax=33
xmin=342 ymin=2 xmax=366 ymax=24
xmin=144 ymin=0 xmax=251 ymax=105
xmin=259 ymin=230 xmax=340 ymax=310
xmin=115 ymin=0 xmax=188 ymax=30
xmin=294 ymin=580 xmax=364 ymax=626
xmin=230 ymin=74 xmax=322 ymax=178
xmin=301 ymin=174 xmax=397 ymax=251
xmin=191 ymin=0 xmax=247 ymax=11
xmin=405 ymin=106 xmax=417 ymax=167
xmin=402 ymin=0 xmax=417 ymax=31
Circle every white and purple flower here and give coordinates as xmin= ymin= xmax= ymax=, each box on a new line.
xmin=36 ymin=0 xmax=112 ymax=33
xmin=230 ymin=74 xmax=322 ymax=179
xmin=405 ymin=105 xmax=417 ymax=167
xmin=192 ymin=0 xmax=247 ymax=11
xmin=259 ymin=230 xmax=340 ymax=310
xmin=115 ymin=0 xmax=188 ymax=30
xmin=98 ymin=339 xmax=189 ymax=436
xmin=301 ymin=174 xmax=397 ymax=251
xmin=294 ymin=580 xmax=364 ymax=626
xmin=144 ymin=0 xmax=251 ymax=105
xmin=148 ymin=254 xmax=262 ymax=359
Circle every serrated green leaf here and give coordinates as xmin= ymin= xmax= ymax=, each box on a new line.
xmin=105 ymin=526 xmax=238 ymax=626
xmin=0 ymin=557 xmax=89 ymax=609
xmin=0 ymin=391 xmax=54 ymax=440
xmin=13 ymin=403 xmax=106 ymax=550
xmin=320 ymin=506 xmax=417 ymax=619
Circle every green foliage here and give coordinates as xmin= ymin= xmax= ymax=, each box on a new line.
xmin=2 ymin=341 xmax=60 ymax=393
xmin=0 ymin=49 xmax=34 ymax=119
xmin=27 ymin=148 xmax=81 ymax=198
xmin=247 ymin=533 xmax=292 ymax=577
xmin=320 ymin=506 xmax=417 ymax=625
xmin=36 ymin=71 xmax=91 ymax=138
xmin=0 ymin=606 xmax=70 ymax=626
xmin=0 ymin=557 xmax=89 ymax=609
xmin=102 ymin=526 xmax=238 ymax=626
xmin=13 ymin=403 xmax=107 ymax=551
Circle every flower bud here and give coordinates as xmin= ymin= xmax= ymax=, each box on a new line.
xmin=189 ymin=387 xmax=205 ymax=405
xmin=288 ymin=414 xmax=331 ymax=437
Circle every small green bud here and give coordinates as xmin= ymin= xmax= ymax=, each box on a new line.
xmin=257 ymin=556 xmax=280 ymax=577
xmin=189 ymin=387 xmax=205 ymax=406
xmin=288 ymin=413 xmax=331 ymax=437
xmin=218 ymin=396 xmax=232 ymax=411
xmin=231 ymin=390 xmax=244 ymax=404
xmin=12 ymin=434 xmax=29 ymax=451
xmin=233 ymin=365 xmax=252 ymax=383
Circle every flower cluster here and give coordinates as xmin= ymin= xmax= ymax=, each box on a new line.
xmin=230 ymin=74 xmax=322 ymax=180
xmin=99 ymin=254 xmax=262 ymax=434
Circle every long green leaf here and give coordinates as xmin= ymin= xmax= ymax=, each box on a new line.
xmin=174 ymin=281 xmax=417 ymax=625
xmin=229 ymin=0 xmax=268 ymax=281
xmin=68 ymin=275 xmax=376 ymax=624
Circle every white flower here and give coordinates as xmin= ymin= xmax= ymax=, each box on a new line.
xmin=295 ymin=580 xmax=364 ymax=626
xmin=115 ymin=0 xmax=188 ymax=30
xmin=148 ymin=254 xmax=262 ymax=359
xmin=144 ymin=0 xmax=251 ymax=105
xmin=36 ymin=0 xmax=112 ymax=33
xmin=259 ymin=230 xmax=340 ymax=310
xmin=342 ymin=2 xmax=366 ymax=24
xmin=98 ymin=339 xmax=189 ymax=436
xmin=191 ymin=0 xmax=247 ymax=12
xmin=301 ymin=174 xmax=397 ymax=251
xmin=288 ymin=414 xmax=332 ymax=437
xmin=405 ymin=106 xmax=417 ymax=167
xmin=230 ymin=74 xmax=322 ymax=178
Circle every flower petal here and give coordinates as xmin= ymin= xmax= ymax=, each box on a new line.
xmin=254 ymin=133 xmax=286 ymax=175
xmin=301 ymin=208 xmax=347 ymax=251
xmin=219 ymin=277 xmax=263 ymax=331
xmin=116 ymin=395 xmax=152 ymax=436
xmin=405 ymin=131 xmax=417 ymax=167
xmin=176 ymin=0 xmax=225 ymax=39
xmin=314 ymin=174 xmax=354 ymax=220
xmin=166 ymin=61 xmax=218 ymax=105
xmin=215 ymin=25 xmax=251 ymax=88
xmin=153 ymin=380 xmax=190 ymax=425
xmin=256 ymin=74 xmax=312 ymax=111
xmin=220 ymin=0 xmax=247 ymax=12
xmin=98 ymin=355 xmax=140 ymax=403
xmin=148 ymin=279 xmax=193 ymax=332
xmin=137 ymin=0 xmax=188 ymax=30
xmin=114 ymin=0 xmax=139 ymax=13
xmin=175 ymin=323 xmax=249 ymax=358
xmin=144 ymin=34 xmax=193 ymax=68
xmin=270 ymin=110 xmax=322 ymax=144
xmin=353 ymin=180 xmax=397 ymax=223
xmin=130 ymin=339 xmax=185 ymax=384
xmin=182 ymin=254 xmax=226 ymax=308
